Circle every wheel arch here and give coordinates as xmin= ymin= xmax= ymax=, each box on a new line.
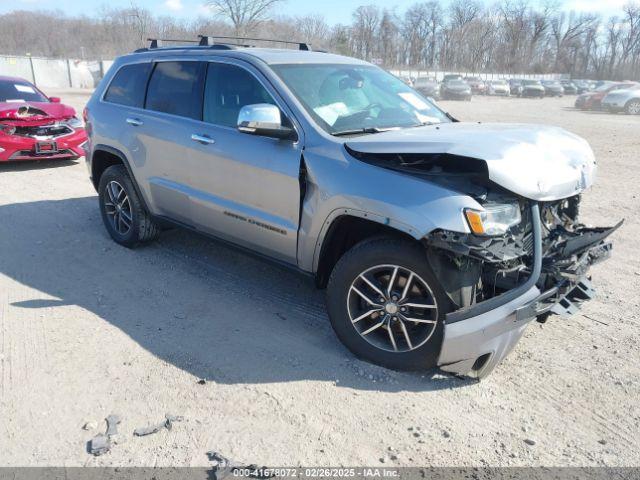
xmin=91 ymin=145 xmax=151 ymax=213
xmin=313 ymin=211 xmax=423 ymax=288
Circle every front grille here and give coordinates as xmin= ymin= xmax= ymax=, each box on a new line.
xmin=13 ymin=124 xmax=73 ymax=138
xmin=9 ymin=149 xmax=76 ymax=159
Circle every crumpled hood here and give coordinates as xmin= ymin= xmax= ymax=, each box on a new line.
xmin=0 ymin=101 xmax=76 ymax=126
xmin=345 ymin=122 xmax=597 ymax=201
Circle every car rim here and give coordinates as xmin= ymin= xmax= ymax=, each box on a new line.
xmin=104 ymin=180 xmax=133 ymax=235
xmin=629 ymin=101 xmax=640 ymax=114
xmin=347 ymin=264 xmax=439 ymax=353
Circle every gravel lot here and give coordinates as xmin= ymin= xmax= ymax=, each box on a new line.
xmin=0 ymin=91 xmax=638 ymax=467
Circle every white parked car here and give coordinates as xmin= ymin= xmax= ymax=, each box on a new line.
xmin=601 ymin=86 xmax=640 ymax=114
xmin=487 ymin=80 xmax=510 ymax=96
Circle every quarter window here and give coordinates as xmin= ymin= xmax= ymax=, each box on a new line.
xmin=203 ymin=63 xmax=277 ymax=128
xmin=104 ymin=63 xmax=151 ymax=108
xmin=145 ymin=61 xmax=205 ymax=120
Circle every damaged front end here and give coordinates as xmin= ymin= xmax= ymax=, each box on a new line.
xmin=426 ymin=195 xmax=620 ymax=323
xmin=0 ymin=102 xmax=86 ymax=162
xmin=345 ymin=133 xmax=619 ymax=377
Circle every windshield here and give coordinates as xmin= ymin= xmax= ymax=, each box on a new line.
xmin=446 ymin=80 xmax=468 ymax=87
xmin=492 ymin=80 xmax=507 ymax=86
xmin=0 ymin=80 xmax=49 ymax=103
xmin=273 ymin=64 xmax=450 ymax=134
xmin=523 ymin=80 xmax=541 ymax=86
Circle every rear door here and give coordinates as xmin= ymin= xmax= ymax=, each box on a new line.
xmin=127 ymin=60 xmax=206 ymax=224
xmin=186 ymin=60 xmax=304 ymax=264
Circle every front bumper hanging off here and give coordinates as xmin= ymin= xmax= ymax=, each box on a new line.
xmin=437 ymin=204 xmax=620 ymax=378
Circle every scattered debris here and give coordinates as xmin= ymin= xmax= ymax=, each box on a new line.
xmin=197 ymin=379 xmax=207 ymax=385
xmin=524 ymin=438 xmax=536 ymax=446
xmin=206 ymin=451 xmax=274 ymax=478
xmin=82 ymin=421 xmax=97 ymax=431
xmin=89 ymin=434 xmax=110 ymax=456
xmin=598 ymin=439 xmax=607 ymax=445
xmin=105 ymin=414 xmax=121 ymax=436
xmin=442 ymin=430 xmax=451 ymax=438
xmin=88 ymin=414 xmax=121 ymax=456
xmin=134 ymin=414 xmax=183 ymax=436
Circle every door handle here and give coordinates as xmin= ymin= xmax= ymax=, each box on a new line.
xmin=126 ymin=118 xmax=143 ymax=127
xmin=191 ymin=134 xmax=215 ymax=145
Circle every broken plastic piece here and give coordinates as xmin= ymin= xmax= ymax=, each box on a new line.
xmin=88 ymin=414 xmax=122 ymax=456
xmin=134 ymin=413 xmax=184 ymax=436
xmin=89 ymin=434 xmax=110 ymax=456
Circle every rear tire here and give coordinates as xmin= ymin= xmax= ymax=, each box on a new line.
xmin=326 ymin=237 xmax=451 ymax=371
xmin=98 ymin=165 xmax=160 ymax=248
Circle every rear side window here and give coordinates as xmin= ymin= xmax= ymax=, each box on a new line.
xmin=145 ymin=61 xmax=205 ymax=120
xmin=104 ymin=63 xmax=151 ymax=108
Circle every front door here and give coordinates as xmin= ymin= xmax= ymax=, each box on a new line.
xmin=186 ymin=60 xmax=303 ymax=264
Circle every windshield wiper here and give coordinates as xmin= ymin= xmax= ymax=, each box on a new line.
xmin=331 ymin=127 xmax=395 ymax=137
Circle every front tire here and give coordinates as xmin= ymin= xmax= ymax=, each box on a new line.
xmin=625 ymin=99 xmax=640 ymax=115
xmin=326 ymin=237 xmax=451 ymax=371
xmin=98 ymin=165 xmax=160 ymax=248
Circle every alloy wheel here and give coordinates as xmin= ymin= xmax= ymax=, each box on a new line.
xmin=347 ymin=264 xmax=439 ymax=353
xmin=104 ymin=180 xmax=133 ymax=235
xmin=628 ymin=101 xmax=640 ymax=115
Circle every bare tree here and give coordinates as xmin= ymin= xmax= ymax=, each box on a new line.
xmin=351 ymin=5 xmax=380 ymax=60
xmin=1 ymin=0 xmax=639 ymax=80
xmin=205 ymin=0 xmax=284 ymax=36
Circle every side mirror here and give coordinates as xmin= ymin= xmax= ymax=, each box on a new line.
xmin=237 ymin=104 xmax=297 ymax=141
xmin=49 ymin=97 xmax=61 ymax=103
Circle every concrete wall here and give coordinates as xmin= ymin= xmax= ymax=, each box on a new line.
xmin=0 ymin=55 xmax=111 ymax=89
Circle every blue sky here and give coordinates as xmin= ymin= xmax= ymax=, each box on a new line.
xmin=5 ymin=0 xmax=630 ymax=25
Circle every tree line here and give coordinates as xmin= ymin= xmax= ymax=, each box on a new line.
xmin=0 ymin=0 xmax=638 ymax=80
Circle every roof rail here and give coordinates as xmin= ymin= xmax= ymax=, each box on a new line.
xmin=198 ymin=35 xmax=311 ymax=51
xmin=134 ymin=36 xmax=311 ymax=53
xmin=147 ymin=38 xmax=200 ymax=49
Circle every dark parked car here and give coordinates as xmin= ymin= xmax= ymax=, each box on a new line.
xmin=520 ymin=80 xmax=545 ymax=98
xmin=464 ymin=76 xmax=487 ymax=95
xmin=413 ymin=77 xmax=440 ymax=99
xmin=440 ymin=79 xmax=472 ymax=100
xmin=542 ymin=80 xmax=564 ymax=97
xmin=561 ymin=80 xmax=578 ymax=95
xmin=442 ymin=74 xmax=463 ymax=82
xmin=509 ymin=79 xmax=523 ymax=96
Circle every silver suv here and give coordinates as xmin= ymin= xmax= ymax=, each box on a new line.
xmin=84 ymin=37 xmax=619 ymax=378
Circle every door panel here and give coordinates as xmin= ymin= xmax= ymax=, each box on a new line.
xmin=133 ymin=60 xmax=205 ymax=223
xmin=187 ymin=61 xmax=303 ymax=263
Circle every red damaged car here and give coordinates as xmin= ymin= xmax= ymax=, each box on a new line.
xmin=574 ymin=81 xmax=637 ymax=110
xmin=0 ymin=76 xmax=86 ymax=162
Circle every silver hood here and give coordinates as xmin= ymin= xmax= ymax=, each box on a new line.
xmin=345 ymin=122 xmax=597 ymax=201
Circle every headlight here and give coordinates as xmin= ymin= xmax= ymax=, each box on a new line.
xmin=464 ymin=203 xmax=522 ymax=236
xmin=65 ymin=116 xmax=84 ymax=128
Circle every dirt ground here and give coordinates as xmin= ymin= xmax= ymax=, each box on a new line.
xmin=0 ymin=91 xmax=638 ymax=467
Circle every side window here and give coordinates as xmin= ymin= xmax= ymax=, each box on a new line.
xmin=145 ymin=61 xmax=204 ymax=120
xmin=203 ymin=63 xmax=277 ymax=128
xmin=104 ymin=63 xmax=151 ymax=108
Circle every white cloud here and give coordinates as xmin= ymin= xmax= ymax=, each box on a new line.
xmin=563 ymin=0 xmax=627 ymax=15
xmin=164 ymin=0 xmax=184 ymax=12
